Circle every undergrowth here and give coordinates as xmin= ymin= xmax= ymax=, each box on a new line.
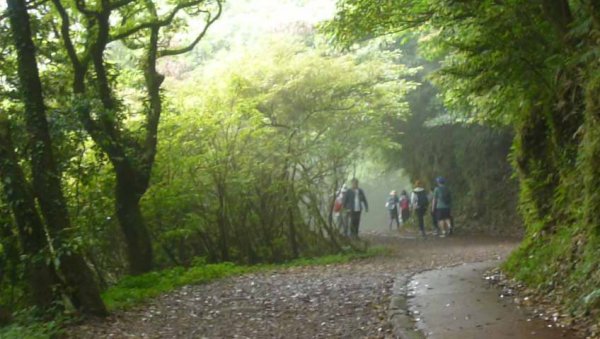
xmin=503 ymin=222 xmax=600 ymax=327
xmin=0 ymin=246 xmax=386 ymax=338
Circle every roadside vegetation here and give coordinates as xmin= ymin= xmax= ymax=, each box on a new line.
xmin=326 ymin=0 xmax=600 ymax=330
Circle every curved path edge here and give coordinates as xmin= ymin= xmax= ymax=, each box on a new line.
xmin=389 ymin=272 xmax=425 ymax=339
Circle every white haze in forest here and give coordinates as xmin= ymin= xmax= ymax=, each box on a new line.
xmin=160 ymin=0 xmax=336 ymax=80
xmin=211 ymin=0 xmax=336 ymax=38
xmin=165 ymin=0 xmax=412 ymax=233
xmin=186 ymin=0 xmax=337 ymax=59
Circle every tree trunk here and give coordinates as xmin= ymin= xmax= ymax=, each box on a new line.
xmin=0 ymin=118 xmax=57 ymax=309
xmin=216 ymin=181 xmax=230 ymax=261
xmin=287 ymin=167 xmax=299 ymax=259
xmin=6 ymin=0 xmax=106 ymax=316
xmin=115 ymin=169 xmax=154 ymax=275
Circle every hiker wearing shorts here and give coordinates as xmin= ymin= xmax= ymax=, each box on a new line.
xmin=432 ymin=176 xmax=452 ymax=237
xmin=429 ymin=188 xmax=441 ymax=236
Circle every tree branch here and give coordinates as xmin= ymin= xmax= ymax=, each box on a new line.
xmin=50 ymin=0 xmax=81 ymax=69
xmin=74 ymin=0 xmax=97 ymax=17
xmin=0 ymin=0 xmax=48 ymax=20
xmin=110 ymin=0 xmax=209 ymax=41
xmin=158 ymin=0 xmax=222 ymax=57
xmin=109 ymin=0 xmax=136 ymax=10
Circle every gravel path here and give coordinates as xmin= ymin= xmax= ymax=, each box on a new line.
xmin=69 ymin=232 xmax=519 ymax=338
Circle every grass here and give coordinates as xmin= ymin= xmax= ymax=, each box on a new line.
xmin=0 ymin=246 xmax=387 ymax=339
xmin=0 ymin=311 xmax=67 ymax=339
xmin=103 ymin=246 xmax=387 ymax=310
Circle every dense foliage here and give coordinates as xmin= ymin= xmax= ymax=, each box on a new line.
xmin=327 ymin=0 xmax=600 ymax=324
xmin=0 ymin=0 xmax=415 ymax=328
xmin=144 ymin=38 xmax=414 ymax=266
xmin=6 ymin=0 xmax=599 ymax=333
xmin=376 ymin=40 xmax=519 ymax=234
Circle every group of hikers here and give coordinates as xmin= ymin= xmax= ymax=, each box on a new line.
xmin=333 ymin=177 xmax=453 ymax=238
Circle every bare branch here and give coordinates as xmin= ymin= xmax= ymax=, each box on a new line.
xmin=157 ymin=0 xmax=222 ymax=57
xmin=110 ymin=0 xmax=208 ymax=41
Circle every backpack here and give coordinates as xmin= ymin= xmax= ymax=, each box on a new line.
xmin=386 ymin=196 xmax=398 ymax=210
xmin=415 ymin=190 xmax=428 ymax=209
xmin=333 ymin=193 xmax=344 ymax=212
xmin=438 ymin=186 xmax=452 ymax=206
xmin=400 ymin=197 xmax=409 ymax=210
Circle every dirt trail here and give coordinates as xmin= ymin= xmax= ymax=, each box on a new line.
xmin=69 ymin=232 xmax=519 ymax=338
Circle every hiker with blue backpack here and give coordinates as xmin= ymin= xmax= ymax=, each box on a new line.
xmin=429 ymin=188 xmax=442 ymax=236
xmin=432 ymin=176 xmax=452 ymax=237
xmin=411 ymin=180 xmax=428 ymax=238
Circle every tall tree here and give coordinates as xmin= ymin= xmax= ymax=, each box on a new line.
xmin=51 ymin=0 xmax=222 ymax=274
xmin=0 ymin=115 xmax=57 ymax=310
xmin=5 ymin=0 xmax=106 ymax=315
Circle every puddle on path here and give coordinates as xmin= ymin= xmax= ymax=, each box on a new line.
xmin=407 ymin=261 xmax=577 ymax=339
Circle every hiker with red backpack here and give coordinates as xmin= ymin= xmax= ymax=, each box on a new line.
xmin=333 ymin=185 xmax=348 ymax=236
xmin=399 ymin=190 xmax=410 ymax=225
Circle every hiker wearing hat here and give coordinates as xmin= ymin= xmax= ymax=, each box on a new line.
xmin=385 ymin=190 xmax=400 ymax=231
xmin=432 ymin=176 xmax=452 ymax=237
xmin=410 ymin=180 xmax=428 ymax=237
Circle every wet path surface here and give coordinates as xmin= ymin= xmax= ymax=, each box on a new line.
xmin=70 ymin=233 xmax=570 ymax=338
xmin=407 ymin=261 xmax=576 ymax=339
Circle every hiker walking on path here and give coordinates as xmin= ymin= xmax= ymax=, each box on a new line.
xmin=343 ymin=178 xmax=369 ymax=238
xmin=333 ymin=185 xmax=349 ymax=236
xmin=432 ymin=176 xmax=452 ymax=237
xmin=399 ymin=190 xmax=410 ymax=225
xmin=429 ymin=188 xmax=441 ymax=236
xmin=385 ymin=190 xmax=400 ymax=231
xmin=411 ymin=180 xmax=428 ymax=237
